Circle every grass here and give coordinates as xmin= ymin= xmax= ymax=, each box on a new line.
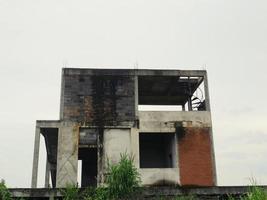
xmin=61 ymin=184 xmax=80 ymax=200
xmin=227 ymin=184 xmax=267 ymax=200
xmin=62 ymin=153 xmax=141 ymax=200
xmin=0 ymin=179 xmax=12 ymax=200
xmin=242 ymin=185 xmax=267 ymax=200
xmin=105 ymin=153 xmax=141 ymax=199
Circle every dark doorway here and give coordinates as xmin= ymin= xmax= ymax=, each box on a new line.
xmin=78 ymin=148 xmax=98 ymax=187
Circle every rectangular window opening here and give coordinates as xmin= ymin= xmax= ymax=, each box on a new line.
xmin=139 ymin=133 xmax=177 ymax=168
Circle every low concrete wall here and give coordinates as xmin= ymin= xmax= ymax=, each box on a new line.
xmin=139 ymin=111 xmax=211 ymax=133
xmin=9 ymin=186 xmax=267 ymax=199
xmin=139 ymin=168 xmax=180 ymax=186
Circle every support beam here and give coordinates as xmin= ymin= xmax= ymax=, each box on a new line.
xmin=187 ymin=97 xmax=192 ymax=111
xmin=203 ymin=71 xmax=217 ymax=185
xmin=45 ymin=158 xmax=51 ymax=188
xmin=134 ymin=73 xmax=139 ymax=120
xmin=31 ymin=126 xmax=41 ymax=188
xmin=204 ymin=72 xmax=211 ymax=111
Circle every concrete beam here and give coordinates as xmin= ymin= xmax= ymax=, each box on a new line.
xmin=62 ymin=68 xmax=207 ymax=77
xmin=36 ymin=120 xmax=60 ymax=128
xmin=139 ymin=111 xmax=212 ymax=133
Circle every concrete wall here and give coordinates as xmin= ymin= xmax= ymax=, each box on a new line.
xmin=139 ymin=168 xmax=179 ymax=186
xmin=138 ymin=111 xmax=215 ymax=186
xmin=11 ymin=186 xmax=267 ymax=199
xmin=56 ymin=122 xmax=79 ymax=187
xmin=103 ymin=129 xmax=131 ymax=164
xmin=61 ymin=70 xmax=135 ymax=125
xmin=139 ymin=111 xmax=212 ymax=133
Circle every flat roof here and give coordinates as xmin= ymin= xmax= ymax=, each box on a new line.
xmin=62 ymin=68 xmax=207 ymax=77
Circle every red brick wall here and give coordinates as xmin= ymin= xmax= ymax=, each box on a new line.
xmin=178 ymin=127 xmax=214 ymax=186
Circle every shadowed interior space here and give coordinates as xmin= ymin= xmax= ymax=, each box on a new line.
xmin=139 ymin=133 xmax=176 ymax=168
xmin=78 ymin=148 xmax=97 ymax=187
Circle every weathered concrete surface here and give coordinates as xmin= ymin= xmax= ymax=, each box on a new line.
xmin=33 ymin=68 xmax=217 ymax=188
xmin=31 ymin=126 xmax=40 ymax=188
xmin=139 ymin=168 xmax=180 ymax=186
xmin=9 ymin=186 xmax=267 ymax=199
xmin=103 ymin=128 xmax=131 ymax=164
xmin=139 ymin=111 xmax=212 ymax=133
xmin=60 ymin=71 xmax=135 ymax=125
xmin=56 ymin=122 xmax=79 ymax=187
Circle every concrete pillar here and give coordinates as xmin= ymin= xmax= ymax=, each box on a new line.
xmin=45 ymin=158 xmax=51 ymax=188
xmin=204 ymin=72 xmax=211 ymax=111
xmin=203 ymin=72 xmax=217 ymax=185
xmin=130 ymin=128 xmax=140 ymax=168
xmin=31 ymin=126 xmax=41 ymax=188
xmin=56 ymin=122 xmax=79 ymax=187
xmin=134 ymin=74 xmax=139 ymax=119
xmin=187 ymin=97 xmax=192 ymax=111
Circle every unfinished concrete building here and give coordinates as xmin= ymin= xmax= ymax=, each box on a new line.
xmin=31 ymin=68 xmax=217 ymax=188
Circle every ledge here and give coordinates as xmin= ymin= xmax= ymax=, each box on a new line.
xmin=9 ymin=186 xmax=267 ymax=198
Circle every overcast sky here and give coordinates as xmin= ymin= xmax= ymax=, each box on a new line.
xmin=0 ymin=0 xmax=267 ymax=187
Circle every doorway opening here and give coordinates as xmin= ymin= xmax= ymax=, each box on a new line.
xmin=78 ymin=147 xmax=98 ymax=187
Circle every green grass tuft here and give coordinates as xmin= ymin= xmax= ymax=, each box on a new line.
xmin=105 ymin=153 xmax=141 ymax=199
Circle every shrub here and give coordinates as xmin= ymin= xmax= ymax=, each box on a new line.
xmin=82 ymin=187 xmax=108 ymax=200
xmin=0 ymin=179 xmax=25 ymax=200
xmin=173 ymin=195 xmax=195 ymax=200
xmin=61 ymin=184 xmax=80 ymax=200
xmin=241 ymin=185 xmax=267 ymax=200
xmin=105 ymin=153 xmax=141 ymax=199
xmin=0 ymin=179 xmax=12 ymax=200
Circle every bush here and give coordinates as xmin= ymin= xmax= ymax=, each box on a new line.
xmin=0 ymin=179 xmax=12 ymax=200
xmin=105 ymin=153 xmax=141 ymax=199
xmin=82 ymin=187 xmax=108 ymax=200
xmin=173 ymin=195 xmax=195 ymax=200
xmin=61 ymin=153 xmax=141 ymax=200
xmin=242 ymin=185 xmax=267 ymax=200
xmin=61 ymin=184 xmax=80 ymax=200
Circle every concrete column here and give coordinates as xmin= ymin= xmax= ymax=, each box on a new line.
xmin=204 ymin=71 xmax=217 ymax=185
xmin=130 ymin=128 xmax=140 ymax=168
xmin=45 ymin=158 xmax=51 ymax=188
xmin=204 ymin=72 xmax=211 ymax=111
xmin=56 ymin=122 xmax=79 ymax=187
xmin=187 ymin=97 xmax=192 ymax=111
xmin=31 ymin=126 xmax=41 ymax=188
xmin=134 ymin=74 xmax=139 ymax=119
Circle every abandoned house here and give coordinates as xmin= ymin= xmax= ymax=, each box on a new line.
xmin=31 ymin=68 xmax=217 ymax=188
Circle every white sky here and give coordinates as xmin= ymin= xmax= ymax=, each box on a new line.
xmin=0 ymin=0 xmax=267 ymax=187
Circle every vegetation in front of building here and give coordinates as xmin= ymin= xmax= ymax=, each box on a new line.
xmin=1 ymin=157 xmax=267 ymax=200
xmin=105 ymin=153 xmax=141 ymax=199
xmin=62 ymin=153 xmax=141 ymax=200
xmin=228 ymin=184 xmax=267 ymax=200
xmin=0 ymin=179 xmax=12 ymax=200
